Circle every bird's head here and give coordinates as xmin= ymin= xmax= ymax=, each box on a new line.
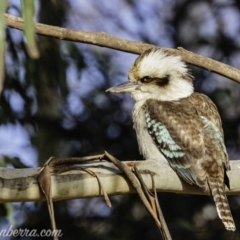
xmin=107 ymin=47 xmax=194 ymax=102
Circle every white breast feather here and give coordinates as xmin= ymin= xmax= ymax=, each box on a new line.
xmin=132 ymin=100 xmax=168 ymax=163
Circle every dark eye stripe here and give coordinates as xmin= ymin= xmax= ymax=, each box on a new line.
xmin=140 ymin=75 xmax=170 ymax=86
xmin=156 ymin=75 xmax=169 ymax=86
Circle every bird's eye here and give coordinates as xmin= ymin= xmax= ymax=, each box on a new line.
xmin=141 ymin=76 xmax=152 ymax=83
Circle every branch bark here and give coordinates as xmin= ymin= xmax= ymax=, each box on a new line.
xmin=4 ymin=13 xmax=240 ymax=84
xmin=0 ymin=159 xmax=239 ymax=203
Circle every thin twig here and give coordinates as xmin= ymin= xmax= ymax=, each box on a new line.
xmin=134 ymin=167 xmax=172 ymax=240
xmin=37 ymin=164 xmax=58 ymax=240
xmin=150 ymin=171 xmax=172 ymax=240
xmin=41 ymin=157 xmax=112 ymax=207
xmin=104 ymin=151 xmax=168 ymax=238
xmin=37 ymin=155 xmax=108 ymax=175
xmin=81 ymin=168 xmax=112 ymax=207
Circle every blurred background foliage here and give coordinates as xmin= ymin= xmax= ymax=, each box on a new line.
xmin=0 ymin=0 xmax=240 ymax=239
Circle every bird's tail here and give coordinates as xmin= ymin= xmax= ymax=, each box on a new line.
xmin=208 ymin=178 xmax=236 ymax=231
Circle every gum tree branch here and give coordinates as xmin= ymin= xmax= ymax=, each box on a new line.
xmin=4 ymin=13 xmax=240 ymax=84
xmin=0 ymin=159 xmax=239 ymax=203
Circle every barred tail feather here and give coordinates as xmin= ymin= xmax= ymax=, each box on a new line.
xmin=208 ymin=178 xmax=236 ymax=231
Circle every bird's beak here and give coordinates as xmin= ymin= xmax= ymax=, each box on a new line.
xmin=106 ymin=81 xmax=139 ymax=93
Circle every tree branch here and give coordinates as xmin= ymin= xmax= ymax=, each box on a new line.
xmin=0 ymin=159 xmax=239 ymax=203
xmin=4 ymin=13 xmax=240 ymax=84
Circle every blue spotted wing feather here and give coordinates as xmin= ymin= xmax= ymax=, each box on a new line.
xmin=145 ymin=108 xmax=200 ymax=185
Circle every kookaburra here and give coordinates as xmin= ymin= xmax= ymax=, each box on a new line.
xmin=107 ymin=47 xmax=235 ymax=231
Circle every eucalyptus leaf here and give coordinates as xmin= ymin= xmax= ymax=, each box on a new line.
xmin=21 ymin=0 xmax=39 ymax=58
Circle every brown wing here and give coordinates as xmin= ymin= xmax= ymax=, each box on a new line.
xmin=188 ymin=93 xmax=230 ymax=170
xmin=145 ymin=94 xmax=228 ymax=193
xmin=188 ymin=92 xmax=223 ymax=135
